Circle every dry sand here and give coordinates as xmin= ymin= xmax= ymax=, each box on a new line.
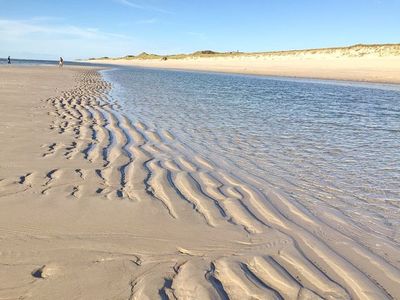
xmin=0 ymin=65 xmax=399 ymax=299
xmin=89 ymin=46 xmax=400 ymax=84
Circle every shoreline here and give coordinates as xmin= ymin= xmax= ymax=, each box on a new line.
xmin=87 ymin=54 xmax=400 ymax=85
xmin=1 ymin=66 xmax=399 ymax=299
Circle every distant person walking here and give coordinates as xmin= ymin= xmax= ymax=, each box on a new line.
xmin=59 ymin=57 xmax=64 ymax=67
xmin=7 ymin=56 xmax=11 ymax=64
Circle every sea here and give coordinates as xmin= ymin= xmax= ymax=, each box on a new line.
xmin=0 ymin=57 xmax=108 ymax=67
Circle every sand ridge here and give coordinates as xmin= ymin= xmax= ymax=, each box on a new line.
xmin=0 ymin=67 xmax=399 ymax=299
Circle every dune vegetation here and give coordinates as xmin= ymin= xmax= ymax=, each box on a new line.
xmin=89 ymin=43 xmax=400 ymax=61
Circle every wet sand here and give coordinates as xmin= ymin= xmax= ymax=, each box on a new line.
xmin=0 ymin=66 xmax=399 ymax=299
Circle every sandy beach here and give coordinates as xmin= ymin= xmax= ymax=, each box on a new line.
xmin=88 ymin=44 xmax=400 ymax=84
xmin=1 ymin=65 xmax=399 ymax=300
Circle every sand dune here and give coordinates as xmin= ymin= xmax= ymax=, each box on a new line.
xmin=0 ymin=66 xmax=399 ymax=299
xmin=88 ymin=44 xmax=400 ymax=84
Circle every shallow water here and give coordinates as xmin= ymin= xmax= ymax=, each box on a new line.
xmin=102 ymin=67 xmax=400 ymax=239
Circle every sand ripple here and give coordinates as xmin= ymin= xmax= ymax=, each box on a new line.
xmin=1 ymin=70 xmax=399 ymax=300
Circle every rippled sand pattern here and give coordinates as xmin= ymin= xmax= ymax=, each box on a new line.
xmin=1 ymin=70 xmax=399 ymax=299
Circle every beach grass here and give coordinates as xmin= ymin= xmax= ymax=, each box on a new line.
xmin=90 ymin=43 xmax=400 ymax=61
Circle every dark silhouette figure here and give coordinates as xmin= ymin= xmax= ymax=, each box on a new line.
xmin=59 ymin=57 xmax=64 ymax=67
xmin=7 ymin=56 xmax=11 ymax=64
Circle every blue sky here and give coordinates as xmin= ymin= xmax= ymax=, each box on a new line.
xmin=0 ymin=0 xmax=399 ymax=60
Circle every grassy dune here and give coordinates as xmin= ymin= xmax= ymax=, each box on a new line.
xmin=89 ymin=43 xmax=400 ymax=61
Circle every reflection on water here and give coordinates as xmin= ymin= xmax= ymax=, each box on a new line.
xmin=102 ymin=67 xmax=400 ymax=238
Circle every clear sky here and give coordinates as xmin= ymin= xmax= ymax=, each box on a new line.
xmin=1 ymin=0 xmax=399 ymax=60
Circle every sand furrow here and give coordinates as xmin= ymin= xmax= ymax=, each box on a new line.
xmin=214 ymin=258 xmax=281 ymax=300
xmin=171 ymin=260 xmax=222 ymax=299
xmin=247 ymin=256 xmax=302 ymax=300
xmin=145 ymin=160 xmax=179 ymax=218
xmin=173 ymin=171 xmax=226 ymax=227
xmin=123 ymin=147 xmax=152 ymax=201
